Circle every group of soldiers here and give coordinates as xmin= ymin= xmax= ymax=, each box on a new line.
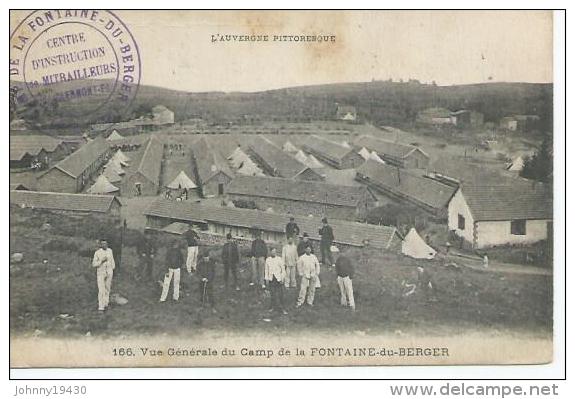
xmin=91 ymin=216 xmax=356 ymax=314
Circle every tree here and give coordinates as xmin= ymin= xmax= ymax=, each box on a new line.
xmin=520 ymin=134 xmax=553 ymax=183
xmin=132 ymin=104 xmax=153 ymax=119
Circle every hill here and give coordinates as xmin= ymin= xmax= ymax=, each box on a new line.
xmin=10 ymin=79 xmax=552 ymax=130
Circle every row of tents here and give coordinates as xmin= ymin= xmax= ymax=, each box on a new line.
xmin=358 ymin=146 xmax=386 ymax=164
xmin=87 ymin=149 xmax=130 ymax=194
xmin=284 ymin=139 xmax=385 ymax=167
xmin=282 ymin=140 xmax=325 ymax=169
xmin=87 ymin=148 xmax=199 ymax=195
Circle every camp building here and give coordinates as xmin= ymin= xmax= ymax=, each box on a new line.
xmin=335 ymin=105 xmax=357 ymax=121
xmin=499 ymin=115 xmax=541 ymax=132
xmin=10 ymin=190 xmax=122 ymax=217
xmin=10 ymin=134 xmax=68 ymax=169
xmin=36 ymin=137 xmax=110 ymax=193
xmin=226 ymin=175 xmax=377 ymax=221
xmin=354 ymin=135 xmax=430 ymax=169
xmin=416 ymin=107 xmax=452 ymax=125
xmin=122 ymin=137 xmax=164 ymax=197
xmin=450 ymin=110 xmax=484 ymax=127
xmin=191 ymin=138 xmax=234 ymax=197
xmin=356 ymin=159 xmax=457 ymax=218
xmin=302 ymin=135 xmax=365 ymax=169
xmin=144 ymin=199 xmax=400 ymax=250
xmin=448 ymin=184 xmax=552 ymax=249
xmin=247 ymin=138 xmax=323 ymax=181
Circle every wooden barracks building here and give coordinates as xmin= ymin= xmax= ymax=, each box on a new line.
xmin=226 ymin=175 xmax=377 ymax=221
xmin=36 ymin=137 xmax=110 ymax=193
xmin=247 ymin=137 xmax=323 ymax=181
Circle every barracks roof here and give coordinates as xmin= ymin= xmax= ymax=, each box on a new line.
xmin=460 ymin=184 xmax=552 ymax=221
xmin=354 ymin=135 xmax=429 ymax=160
xmin=226 ymin=175 xmax=374 ymax=207
xmin=192 ymin=138 xmax=234 ymax=183
xmin=46 ymin=137 xmax=109 ymax=178
xmin=144 ymin=199 xmax=398 ymax=249
xmin=302 ymin=135 xmax=356 ymax=162
xmin=356 ymin=159 xmax=457 ymax=210
xmin=10 ymin=190 xmax=121 ymax=213
xmin=248 ymin=137 xmax=314 ymax=179
xmin=10 ymin=134 xmax=63 ymax=161
xmin=130 ymin=136 xmax=164 ymax=185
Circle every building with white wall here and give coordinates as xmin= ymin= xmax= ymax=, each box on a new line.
xmin=447 ymin=184 xmax=552 ymax=249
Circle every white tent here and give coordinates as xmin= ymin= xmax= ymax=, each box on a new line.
xmin=294 ymin=150 xmax=308 ymax=164
xmin=227 ymin=146 xmax=244 ymax=160
xmin=111 ymin=157 xmax=129 ymax=167
xmin=106 ymin=130 xmax=124 ymax=141
xmin=283 ymin=141 xmax=298 ymax=152
xmin=167 ymin=171 xmax=197 ymax=189
xmin=506 ymin=156 xmax=524 ymax=172
xmin=87 ymin=175 xmax=119 ymax=194
xmin=105 ymin=159 xmax=125 ymax=175
xmin=112 ymin=149 xmax=130 ymax=164
xmin=103 ymin=167 xmax=122 ymax=183
xmin=341 ymin=140 xmax=351 ymax=148
xmin=401 ymin=228 xmax=436 ymax=260
xmin=358 ymin=147 xmax=371 ymax=160
xmin=369 ymin=151 xmax=386 ymax=164
xmin=228 ymin=147 xmax=251 ymax=168
xmin=237 ymin=158 xmax=265 ymax=176
xmin=305 ymin=154 xmax=324 ymax=169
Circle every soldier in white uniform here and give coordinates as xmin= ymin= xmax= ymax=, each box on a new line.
xmin=296 ymin=245 xmax=320 ymax=308
xmin=92 ymin=238 xmax=115 ymax=312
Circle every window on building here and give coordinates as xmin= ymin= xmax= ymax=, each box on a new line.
xmin=511 ymin=219 xmax=527 ymax=235
xmin=458 ymin=214 xmax=465 ymax=230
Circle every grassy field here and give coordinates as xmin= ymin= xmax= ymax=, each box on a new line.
xmin=10 ymin=210 xmax=552 ymax=339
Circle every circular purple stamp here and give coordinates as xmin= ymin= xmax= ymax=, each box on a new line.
xmin=10 ymin=10 xmax=141 ymax=121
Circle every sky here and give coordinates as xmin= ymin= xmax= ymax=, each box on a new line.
xmin=10 ymin=10 xmax=553 ymax=93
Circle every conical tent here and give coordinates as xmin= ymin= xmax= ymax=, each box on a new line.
xmin=87 ymin=175 xmax=119 ymax=194
xmin=112 ymin=149 xmax=131 ymax=163
xmin=228 ymin=147 xmax=251 ymax=168
xmin=107 ymin=130 xmax=124 ymax=141
xmin=401 ymin=228 xmax=436 ymax=259
xmin=294 ymin=150 xmax=308 ymax=164
xmin=358 ymin=147 xmax=371 ymax=160
xmin=167 ymin=171 xmax=197 ymax=189
xmin=305 ymin=154 xmax=324 ymax=169
xmin=341 ymin=140 xmax=351 ymax=148
xmin=283 ymin=141 xmax=298 ymax=152
xmin=507 ymin=156 xmax=524 ymax=171
xmin=237 ymin=158 xmax=265 ymax=176
xmin=227 ymin=147 xmax=243 ymax=160
xmin=112 ymin=157 xmax=129 ymax=167
xmin=105 ymin=159 xmax=125 ymax=175
xmin=103 ymin=167 xmax=122 ymax=183
xmin=369 ymin=151 xmax=386 ymax=164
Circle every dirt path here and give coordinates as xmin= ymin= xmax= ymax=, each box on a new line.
xmin=446 ymin=251 xmax=552 ymax=276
